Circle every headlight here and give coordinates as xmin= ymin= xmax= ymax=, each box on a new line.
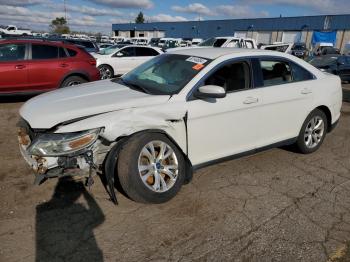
xmin=28 ymin=128 xmax=101 ymax=156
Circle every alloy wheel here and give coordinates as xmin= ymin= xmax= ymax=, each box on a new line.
xmin=138 ymin=140 xmax=179 ymax=193
xmin=304 ymin=116 xmax=325 ymax=149
xmin=99 ymin=66 xmax=112 ymax=79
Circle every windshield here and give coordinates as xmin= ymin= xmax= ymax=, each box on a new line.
xmin=309 ymin=56 xmax=338 ymax=66
xmin=198 ymin=37 xmax=227 ymax=47
xmin=120 ymin=54 xmax=212 ymax=95
xmin=292 ymin=44 xmax=305 ymax=50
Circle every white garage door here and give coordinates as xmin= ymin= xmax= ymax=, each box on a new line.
xmin=282 ymin=31 xmax=301 ymax=43
xmin=234 ymin=31 xmax=247 ymax=38
xmin=257 ymin=32 xmax=271 ymax=45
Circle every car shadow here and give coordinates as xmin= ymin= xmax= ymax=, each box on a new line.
xmin=0 ymin=94 xmax=37 ymax=103
xmin=35 ymin=177 xmax=105 ymax=262
xmin=343 ymin=88 xmax=350 ymax=103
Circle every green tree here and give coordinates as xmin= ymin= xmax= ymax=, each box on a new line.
xmin=50 ymin=17 xmax=70 ymax=34
xmin=135 ymin=12 xmax=145 ymax=24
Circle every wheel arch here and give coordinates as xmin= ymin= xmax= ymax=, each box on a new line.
xmin=97 ymin=64 xmax=115 ymax=76
xmin=58 ymin=71 xmax=90 ymax=88
xmin=315 ymin=105 xmax=332 ymax=132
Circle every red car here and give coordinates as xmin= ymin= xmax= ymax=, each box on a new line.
xmin=0 ymin=39 xmax=100 ymax=94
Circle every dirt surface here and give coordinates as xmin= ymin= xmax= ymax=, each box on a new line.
xmin=0 ymin=88 xmax=350 ymax=262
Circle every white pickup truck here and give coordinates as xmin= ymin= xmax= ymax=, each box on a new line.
xmin=0 ymin=25 xmax=32 ymax=36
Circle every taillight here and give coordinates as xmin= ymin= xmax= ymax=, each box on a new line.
xmin=88 ymin=59 xmax=96 ymax=66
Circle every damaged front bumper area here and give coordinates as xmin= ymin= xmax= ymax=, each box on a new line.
xmin=17 ymin=121 xmax=108 ymax=185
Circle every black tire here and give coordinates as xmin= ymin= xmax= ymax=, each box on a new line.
xmin=117 ymin=132 xmax=186 ymax=204
xmin=296 ymin=109 xmax=328 ymax=154
xmin=60 ymin=76 xmax=87 ymax=88
xmin=98 ymin=64 xmax=114 ymax=79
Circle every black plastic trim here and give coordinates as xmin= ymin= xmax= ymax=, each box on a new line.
xmin=193 ymin=137 xmax=297 ymax=171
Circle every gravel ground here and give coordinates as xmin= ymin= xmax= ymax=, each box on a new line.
xmin=0 ymin=87 xmax=349 ymax=262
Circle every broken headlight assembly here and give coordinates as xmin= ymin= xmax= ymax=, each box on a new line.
xmin=27 ymin=128 xmax=101 ymax=156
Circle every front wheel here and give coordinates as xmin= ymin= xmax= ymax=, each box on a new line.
xmin=296 ymin=109 xmax=328 ymax=154
xmin=117 ymin=133 xmax=186 ymax=203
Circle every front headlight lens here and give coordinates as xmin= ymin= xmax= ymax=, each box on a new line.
xmin=28 ymin=128 xmax=101 ymax=156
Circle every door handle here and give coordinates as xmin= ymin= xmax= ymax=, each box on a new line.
xmin=60 ymin=63 xmax=69 ymax=68
xmin=243 ymin=97 xmax=259 ymax=104
xmin=301 ymin=88 xmax=312 ymax=94
xmin=15 ymin=65 xmax=26 ymax=69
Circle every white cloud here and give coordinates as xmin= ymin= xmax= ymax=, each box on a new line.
xmin=239 ymin=0 xmax=350 ymax=14
xmin=172 ymin=3 xmax=213 ymax=16
xmin=88 ymin=0 xmax=153 ymax=9
xmin=215 ymin=5 xmax=269 ymax=18
xmin=47 ymin=3 xmax=123 ymax=17
xmin=145 ymin=14 xmax=188 ymax=22
xmin=171 ymin=3 xmax=269 ymax=19
xmin=0 ymin=0 xmax=47 ymax=6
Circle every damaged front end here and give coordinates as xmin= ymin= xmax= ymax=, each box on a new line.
xmin=17 ymin=120 xmax=107 ymax=186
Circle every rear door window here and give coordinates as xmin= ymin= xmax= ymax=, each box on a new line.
xmin=0 ymin=43 xmax=26 ymax=61
xmin=32 ymin=44 xmax=58 ymax=59
xmin=260 ymin=60 xmax=292 ymax=86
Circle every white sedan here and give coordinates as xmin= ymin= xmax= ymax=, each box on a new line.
xmin=18 ymin=48 xmax=342 ymax=204
xmin=94 ymin=45 xmax=163 ymax=79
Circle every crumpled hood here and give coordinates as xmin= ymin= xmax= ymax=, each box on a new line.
xmin=20 ymin=80 xmax=170 ymax=129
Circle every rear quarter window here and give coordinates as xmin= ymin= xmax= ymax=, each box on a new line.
xmin=67 ymin=48 xmax=77 ymax=57
xmin=290 ymin=62 xmax=314 ymax=82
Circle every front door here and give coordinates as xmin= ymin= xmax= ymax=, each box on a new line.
xmin=187 ymin=60 xmax=263 ymax=166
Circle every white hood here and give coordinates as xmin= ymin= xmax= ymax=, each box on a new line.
xmin=20 ymin=80 xmax=170 ymax=129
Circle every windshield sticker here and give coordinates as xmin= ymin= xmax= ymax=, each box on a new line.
xmin=186 ymin=56 xmax=208 ymax=64
xmin=192 ymin=64 xmax=205 ymax=71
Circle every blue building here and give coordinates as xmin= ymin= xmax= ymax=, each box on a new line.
xmin=112 ymin=14 xmax=350 ymax=51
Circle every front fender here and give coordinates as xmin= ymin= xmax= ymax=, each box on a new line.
xmin=55 ymin=103 xmax=188 ymax=156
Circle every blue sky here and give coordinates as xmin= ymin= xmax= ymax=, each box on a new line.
xmin=0 ymin=0 xmax=349 ymax=34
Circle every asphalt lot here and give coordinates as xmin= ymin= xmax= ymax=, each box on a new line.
xmin=0 ymin=86 xmax=350 ymax=262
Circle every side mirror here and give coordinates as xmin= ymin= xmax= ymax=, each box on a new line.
xmin=194 ymin=85 xmax=226 ymax=99
xmin=114 ymin=52 xmax=123 ymax=57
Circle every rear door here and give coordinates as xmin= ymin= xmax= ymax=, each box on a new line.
xmin=0 ymin=42 xmax=29 ymax=93
xmin=254 ymin=57 xmax=316 ymax=147
xmin=27 ymin=44 xmax=70 ymax=91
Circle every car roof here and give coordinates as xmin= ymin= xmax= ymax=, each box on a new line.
xmin=168 ymin=47 xmax=276 ymax=59
xmin=0 ymin=38 xmax=76 ymax=47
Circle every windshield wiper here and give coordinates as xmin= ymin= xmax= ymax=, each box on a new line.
xmin=118 ymin=78 xmax=149 ymax=94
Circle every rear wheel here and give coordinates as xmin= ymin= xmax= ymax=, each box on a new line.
xmin=60 ymin=76 xmax=87 ymax=88
xmin=296 ymin=109 xmax=328 ymax=154
xmin=98 ymin=65 xmax=114 ymax=79
xmin=117 ymin=133 xmax=186 ymax=203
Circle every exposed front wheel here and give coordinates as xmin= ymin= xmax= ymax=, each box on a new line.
xmin=296 ymin=109 xmax=328 ymax=154
xmin=98 ymin=65 xmax=114 ymax=79
xmin=117 ymin=133 xmax=186 ymax=203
